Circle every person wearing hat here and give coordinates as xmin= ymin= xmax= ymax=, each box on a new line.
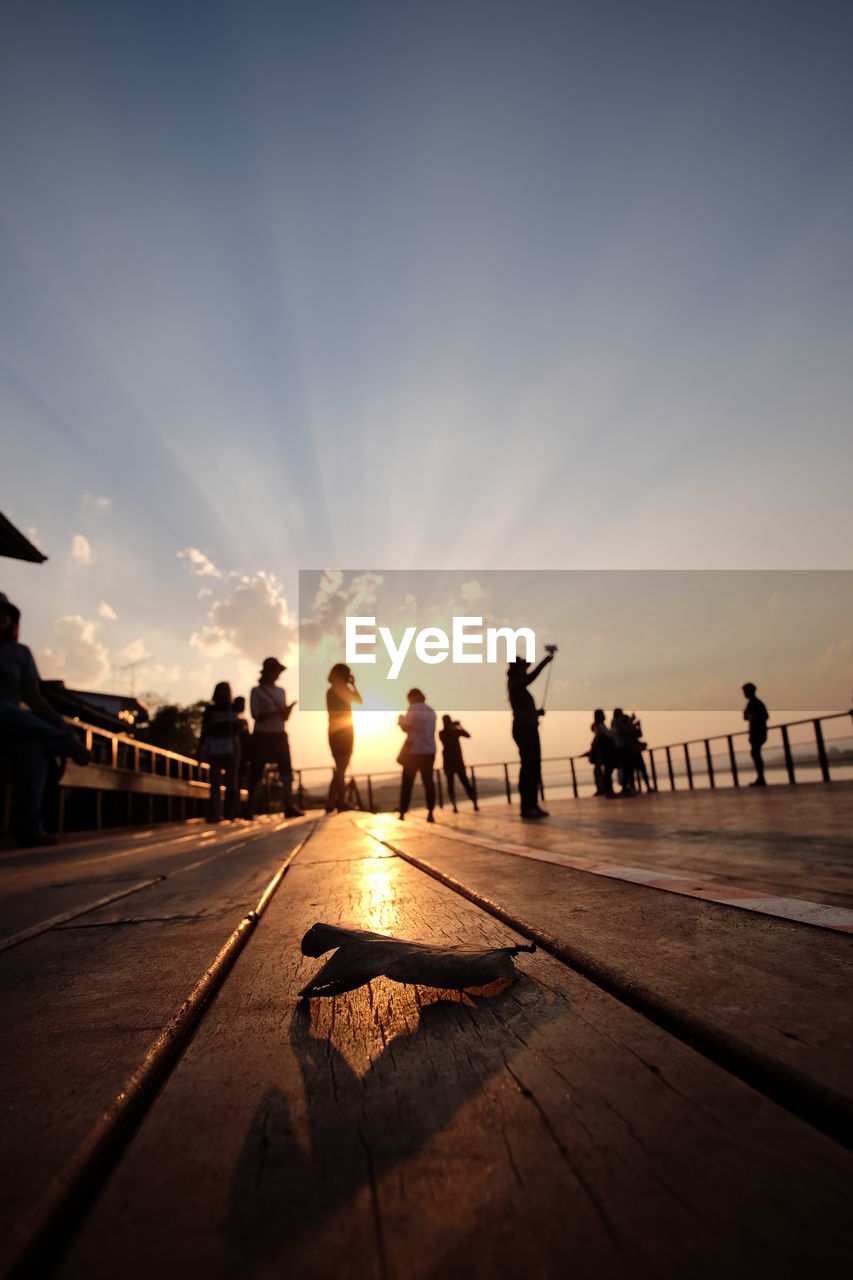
xmin=742 ymin=681 xmax=769 ymax=786
xmin=0 ymin=593 xmax=91 ymax=845
xmin=325 ymin=663 xmax=362 ymax=812
xmin=249 ymin=657 xmax=303 ymax=817
xmin=507 ymin=650 xmax=554 ymax=819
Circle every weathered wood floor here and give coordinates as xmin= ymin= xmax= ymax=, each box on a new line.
xmin=1 ymin=790 xmax=851 ymax=1279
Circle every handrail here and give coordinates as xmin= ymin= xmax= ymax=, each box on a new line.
xmin=639 ymin=709 xmax=853 ymax=753
xmin=62 ymin=715 xmax=210 ymax=781
xmin=290 ymin=708 xmax=853 ymax=811
xmin=9 ymin=709 xmax=845 ymax=834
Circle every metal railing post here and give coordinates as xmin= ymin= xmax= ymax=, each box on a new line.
xmin=781 ymin=725 xmax=796 ymax=784
xmin=704 ymin=740 xmax=715 ymax=788
xmin=504 ymin=762 xmax=512 ymax=804
xmin=367 ymin=775 xmax=375 ymax=813
xmin=569 ymin=758 xmax=578 ymax=798
xmin=470 ymin=767 xmax=478 ymax=805
xmin=727 ymin=735 xmax=739 ymax=786
xmin=683 ymin=744 xmax=694 ymax=790
xmin=814 ymin=720 xmax=831 ymax=783
xmin=436 ymin=769 xmax=444 ymax=809
xmin=297 ymin=770 xmax=305 ymax=808
xmin=665 ymin=746 xmax=675 ymax=790
xmin=649 ymin=749 xmax=658 ymax=791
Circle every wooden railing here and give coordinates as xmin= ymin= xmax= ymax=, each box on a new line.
xmin=1 ymin=718 xmax=211 ymax=837
xmin=3 ymin=709 xmax=851 ymax=836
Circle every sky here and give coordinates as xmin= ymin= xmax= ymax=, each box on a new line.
xmin=2 ymin=0 xmax=852 ymax=771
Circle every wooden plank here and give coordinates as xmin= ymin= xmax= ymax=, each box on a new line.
xmin=0 ymin=825 xmax=307 ymax=1275
xmin=370 ymin=818 xmax=853 ymax=1123
xmin=57 ymin=817 xmax=853 ymax=1279
xmin=431 ymin=787 xmax=853 ymax=907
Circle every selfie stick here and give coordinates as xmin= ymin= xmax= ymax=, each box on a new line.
xmin=539 ymin=648 xmax=556 ymax=712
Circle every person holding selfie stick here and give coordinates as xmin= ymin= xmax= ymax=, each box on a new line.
xmin=507 ymin=645 xmax=556 ymax=820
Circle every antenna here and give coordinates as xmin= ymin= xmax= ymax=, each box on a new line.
xmin=119 ymin=659 xmax=148 ymax=697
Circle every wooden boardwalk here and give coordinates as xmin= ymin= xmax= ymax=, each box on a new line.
xmin=0 ymin=786 xmax=851 ymax=1278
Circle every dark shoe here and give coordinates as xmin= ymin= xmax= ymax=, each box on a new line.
xmin=520 ymin=808 xmax=545 ymax=820
xmin=534 ymin=806 xmax=549 ymax=817
xmin=750 ymin=779 xmax=767 ymax=787
xmin=398 ymin=812 xmax=406 ymax=821
xmin=284 ymin=806 xmax=305 ymax=818
xmin=473 ymin=802 xmax=480 ymax=811
xmin=426 ymin=811 xmax=435 ymax=824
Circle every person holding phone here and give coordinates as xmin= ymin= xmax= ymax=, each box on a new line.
xmin=439 ymin=715 xmax=478 ymax=813
xmin=326 ymin=663 xmax=362 ymax=811
xmin=397 ymin=688 xmax=437 ymax=822
xmin=249 ymin=657 xmax=303 ymax=817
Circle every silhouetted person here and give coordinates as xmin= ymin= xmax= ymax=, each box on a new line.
xmin=507 ymin=652 xmax=554 ymax=819
xmin=397 ymin=688 xmax=437 ymax=822
xmin=232 ymin=695 xmax=252 ymax=817
xmin=439 ymin=715 xmax=478 ymax=813
xmin=610 ymin=708 xmax=635 ymax=794
xmin=743 ymin=682 xmax=769 ymax=786
xmin=249 ymin=657 xmax=304 ymax=818
xmin=325 ymin=663 xmax=362 ymax=812
xmin=199 ymin=682 xmax=241 ymax=821
xmin=0 ymin=593 xmax=90 ymax=845
xmin=588 ymin=708 xmax=615 ymax=797
xmin=627 ymin=712 xmax=654 ymax=792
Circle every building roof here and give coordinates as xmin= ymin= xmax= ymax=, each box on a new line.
xmin=0 ymin=512 xmax=47 ymax=563
xmin=41 ymin=682 xmax=150 ymax=733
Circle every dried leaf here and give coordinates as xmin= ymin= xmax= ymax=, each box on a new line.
xmin=299 ymin=922 xmax=535 ymax=998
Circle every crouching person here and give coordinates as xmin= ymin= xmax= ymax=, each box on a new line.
xmin=0 ymin=594 xmax=90 ymax=846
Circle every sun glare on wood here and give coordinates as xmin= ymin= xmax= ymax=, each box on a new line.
xmin=358 ymin=852 xmax=398 ymax=932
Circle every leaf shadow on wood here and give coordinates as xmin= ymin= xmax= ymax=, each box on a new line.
xmin=226 ymin=974 xmax=570 ymax=1269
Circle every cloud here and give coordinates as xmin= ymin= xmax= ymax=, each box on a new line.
xmin=460 ymin=580 xmax=485 ymax=603
xmin=98 ymin=601 xmax=117 ymax=620
xmin=177 ymin=547 xmax=222 ymax=578
xmin=83 ymin=494 xmax=112 ymax=511
xmin=191 ymin=572 xmax=294 ymax=662
xmin=119 ymin=638 xmax=151 ymax=663
xmin=70 ymin=533 xmax=92 ymax=564
xmin=815 ymin=637 xmax=853 ymax=679
xmin=300 ymin=571 xmax=384 ymax=648
xmin=39 ymin=615 xmax=110 ymax=687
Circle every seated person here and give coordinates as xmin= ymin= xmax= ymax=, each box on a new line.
xmin=0 ymin=594 xmax=90 ymax=846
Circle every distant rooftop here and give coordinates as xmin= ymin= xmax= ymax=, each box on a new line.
xmin=41 ymin=682 xmax=150 ymax=733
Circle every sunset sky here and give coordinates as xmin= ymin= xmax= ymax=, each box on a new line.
xmin=3 ymin=1 xmax=852 ymax=771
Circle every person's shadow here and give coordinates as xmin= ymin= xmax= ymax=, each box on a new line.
xmin=226 ymin=975 xmax=568 ymax=1270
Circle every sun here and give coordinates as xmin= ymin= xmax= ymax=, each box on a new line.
xmin=352 ymin=710 xmax=398 ymax=741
